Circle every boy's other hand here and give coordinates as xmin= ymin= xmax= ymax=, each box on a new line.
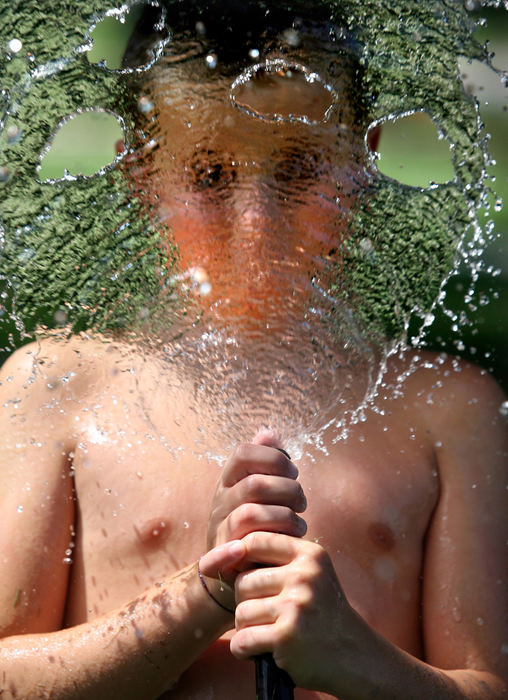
xmin=206 ymin=430 xmax=307 ymax=572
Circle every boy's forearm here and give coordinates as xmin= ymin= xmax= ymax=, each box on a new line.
xmin=328 ymin=609 xmax=506 ymax=700
xmin=0 ymin=563 xmax=231 ymax=700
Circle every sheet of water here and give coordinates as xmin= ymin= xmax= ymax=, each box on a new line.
xmin=0 ymin=0 xmax=506 ymax=458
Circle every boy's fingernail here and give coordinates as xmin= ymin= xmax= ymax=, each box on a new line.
xmin=274 ymin=447 xmax=298 ymax=477
xmin=288 ymin=461 xmax=299 ymax=478
xmin=297 ymin=518 xmax=307 ymax=535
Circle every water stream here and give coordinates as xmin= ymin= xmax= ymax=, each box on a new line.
xmin=0 ymin=1 xmax=506 ymax=450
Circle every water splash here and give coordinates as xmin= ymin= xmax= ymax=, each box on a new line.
xmin=0 ymin=0 xmax=506 ymax=454
xmin=231 ymin=59 xmax=338 ymax=124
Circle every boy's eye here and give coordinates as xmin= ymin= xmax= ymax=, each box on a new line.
xmin=271 ymin=145 xmax=323 ymax=185
xmin=187 ymin=149 xmax=237 ymax=191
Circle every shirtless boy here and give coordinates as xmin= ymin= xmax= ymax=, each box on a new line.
xmin=0 ymin=4 xmax=507 ymax=699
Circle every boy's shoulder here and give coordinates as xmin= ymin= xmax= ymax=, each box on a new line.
xmin=0 ymin=333 xmax=135 ymax=406
xmin=381 ymin=348 xmax=506 ymax=440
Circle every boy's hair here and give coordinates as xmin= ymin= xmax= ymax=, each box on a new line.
xmin=123 ymin=0 xmax=369 ymax=126
xmin=124 ymin=1 xmax=343 ymax=66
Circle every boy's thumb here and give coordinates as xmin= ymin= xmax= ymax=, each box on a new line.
xmin=251 ymin=428 xmax=284 ymax=450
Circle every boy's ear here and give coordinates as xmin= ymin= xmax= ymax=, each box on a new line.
xmin=367 ymin=125 xmax=381 ymax=153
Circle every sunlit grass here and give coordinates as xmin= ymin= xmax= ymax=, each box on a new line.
xmin=38 ymin=111 xmax=123 ymax=181
xmin=375 ymin=112 xmax=455 ymax=187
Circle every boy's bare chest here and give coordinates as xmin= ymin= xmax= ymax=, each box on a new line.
xmin=66 ymin=391 xmax=437 ymax=647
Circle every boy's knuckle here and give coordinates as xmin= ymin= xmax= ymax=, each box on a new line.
xmin=244 ymin=472 xmax=264 ymax=498
xmin=234 ymin=601 xmax=247 ymax=626
xmin=233 ymin=442 xmax=251 ymax=464
xmin=246 ymin=530 xmax=265 ymax=550
xmin=231 ymin=502 xmax=255 ymax=528
xmin=275 ymin=616 xmax=294 ymax=648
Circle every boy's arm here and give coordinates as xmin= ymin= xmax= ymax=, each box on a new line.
xmin=0 ymin=343 xmax=76 ymax=637
xmin=0 ymin=345 xmax=238 ymax=699
xmin=421 ymin=360 xmax=508 ymax=692
xmin=0 ymin=562 xmax=239 ymax=700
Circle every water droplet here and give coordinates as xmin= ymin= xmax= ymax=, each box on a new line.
xmin=6 ymin=125 xmax=22 ymax=143
xmin=205 ymin=53 xmax=218 ymax=69
xmin=8 ymin=38 xmax=23 ymax=53
xmin=17 ymin=505 xmax=23 ymax=513
xmin=281 ymin=28 xmax=300 ymax=48
xmin=183 ymin=521 xmax=190 ymax=529
xmin=137 ymin=96 xmax=154 ymax=114
xmin=476 ymin=616 xmax=484 ymax=626
xmin=195 ymin=21 xmax=206 ymax=36
xmin=373 ymin=556 xmax=397 ymax=582
xmin=249 ymin=48 xmax=260 ymax=60
xmin=359 ymin=237 xmax=375 ymax=255
xmin=53 ymin=309 xmax=68 ymax=326
xmin=499 ymin=401 xmax=508 ymax=420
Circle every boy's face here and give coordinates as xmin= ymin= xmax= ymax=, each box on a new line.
xmin=135 ymin=40 xmax=372 ymax=324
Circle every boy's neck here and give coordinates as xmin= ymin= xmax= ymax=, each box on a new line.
xmin=138 ymin=290 xmax=383 ymax=456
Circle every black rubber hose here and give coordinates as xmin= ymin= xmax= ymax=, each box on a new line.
xmin=254 ymin=447 xmax=295 ymax=700
xmin=255 ymin=653 xmax=295 ymax=700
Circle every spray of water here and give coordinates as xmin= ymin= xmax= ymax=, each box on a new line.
xmin=0 ymin=0 xmax=505 ymax=458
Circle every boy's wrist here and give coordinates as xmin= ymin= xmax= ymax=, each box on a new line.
xmin=197 ymin=557 xmax=236 ymax=615
xmin=192 ymin=561 xmax=236 ymax=628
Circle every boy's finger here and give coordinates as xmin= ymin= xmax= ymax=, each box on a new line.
xmin=252 ymin=429 xmax=284 ymax=449
xmin=252 ymin=430 xmax=292 ymax=460
xmin=220 ymin=503 xmax=307 ymax=542
xmin=235 ymin=566 xmax=285 ymax=602
xmin=222 ymin=474 xmax=306 ymax=514
xmin=199 ymin=539 xmax=246 ymax=578
xmin=222 ymin=443 xmax=298 ymax=487
xmin=230 ymin=623 xmax=276 ymax=661
xmin=241 ymin=531 xmax=306 ymax=566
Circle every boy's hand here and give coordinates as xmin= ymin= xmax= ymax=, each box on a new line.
xmin=230 ymin=531 xmax=355 ymax=695
xmin=200 ymin=430 xmax=306 ymax=619
xmin=206 ymin=431 xmax=307 ymax=571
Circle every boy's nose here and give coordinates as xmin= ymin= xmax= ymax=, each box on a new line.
xmin=230 ymin=183 xmax=277 ymax=232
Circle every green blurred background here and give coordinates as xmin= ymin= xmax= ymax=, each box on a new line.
xmin=17 ymin=5 xmax=508 ymax=389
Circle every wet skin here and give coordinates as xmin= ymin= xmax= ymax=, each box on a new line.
xmin=0 ymin=57 xmax=507 ymax=700
xmin=1 ymin=338 xmax=506 ymax=699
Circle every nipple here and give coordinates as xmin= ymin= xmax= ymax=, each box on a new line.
xmin=368 ymin=522 xmax=395 ymax=551
xmin=135 ymin=518 xmax=170 ymax=545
